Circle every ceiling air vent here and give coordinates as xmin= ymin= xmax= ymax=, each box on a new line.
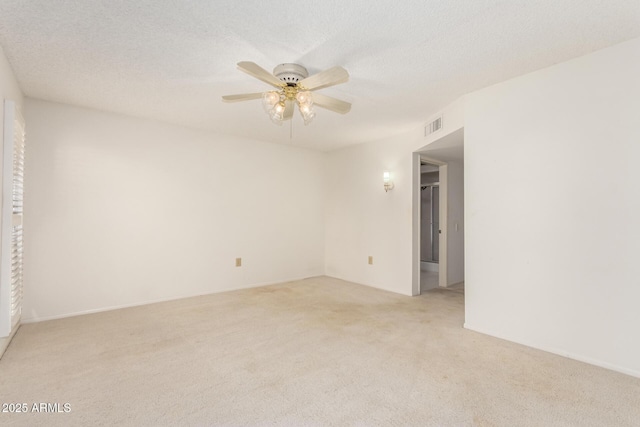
xmin=425 ymin=116 xmax=442 ymax=136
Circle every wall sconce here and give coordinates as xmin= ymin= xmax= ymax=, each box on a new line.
xmin=383 ymin=171 xmax=394 ymax=192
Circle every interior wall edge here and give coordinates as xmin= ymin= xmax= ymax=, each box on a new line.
xmin=0 ymin=324 xmax=19 ymax=359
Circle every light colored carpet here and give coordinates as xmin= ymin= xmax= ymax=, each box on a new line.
xmin=1 ymin=276 xmax=638 ymax=426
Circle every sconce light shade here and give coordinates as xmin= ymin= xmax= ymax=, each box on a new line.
xmin=383 ymin=171 xmax=394 ymax=192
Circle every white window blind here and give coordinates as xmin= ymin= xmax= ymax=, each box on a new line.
xmin=0 ymin=100 xmax=25 ymax=338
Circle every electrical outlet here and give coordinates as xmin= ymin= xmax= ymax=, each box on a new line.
xmin=235 ymin=258 xmax=242 ymax=267
xmin=368 ymin=256 xmax=373 ymax=265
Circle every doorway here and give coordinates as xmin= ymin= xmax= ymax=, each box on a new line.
xmin=420 ymin=162 xmax=440 ymax=291
xmin=411 ymin=127 xmax=465 ymax=297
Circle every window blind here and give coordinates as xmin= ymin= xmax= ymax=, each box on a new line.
xmin=1 ymin=100 xmax=25 ymax=337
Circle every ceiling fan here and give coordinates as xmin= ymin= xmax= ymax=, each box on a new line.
xmin=222 ymin=62 xmax=351 ymax=126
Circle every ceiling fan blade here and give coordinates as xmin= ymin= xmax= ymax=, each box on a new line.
xmin=299 ymin=66 xmax=349 ymax=91
xmin=222 ymin=92 xmax=264 ymax=102
xmin=312 ymin=92 xmax=351 ymax=114
xmin=283 ymin=100 xmax=294 ymax=120
xmin=237 ymin=61 xmax=283 ymax=88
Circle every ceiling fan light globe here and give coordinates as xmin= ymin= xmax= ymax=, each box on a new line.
xmin=296 ymin=91 xmax=313 ymax=105
xmin=303 ymin=116 xmax=315 ymax=126
xmin=269 ymin=101 xmax=286 ymax=124
xmin=300 ymin=107 xmax=315 ymax=126
xmin=262 ymin=91 xmax=280 ymax=112
xmin=299 ymin=103 xmax=312 ymax=114
xmin=270 ymin=111 xmax=284 ymax=123
xmin=274 ymin=102 xmax=286 ymax=113
xmin=270 ymin=114 xmax=284 ymax=125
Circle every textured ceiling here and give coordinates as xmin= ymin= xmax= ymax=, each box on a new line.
xmin=0 ymin=1 xmax=639 ymax=151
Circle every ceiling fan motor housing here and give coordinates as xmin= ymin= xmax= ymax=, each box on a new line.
xmin=273 ymin=63 xmax=309 ymax=86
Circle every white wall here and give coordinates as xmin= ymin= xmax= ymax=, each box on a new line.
xmin=325 ymin=131 xmax=420 ymax=295
xmin=464 ymin=37 xmax=640 ymax=377
xmin=0 ymin=45 xmax=23 ymax=355
xmin=424 ymin=99 xmax=465 ymax=147
xmin=325 ymin=37 xmax=639 ymax=377
xmin=325 ymin=98 xmax=465 ymax=296
xmin=23 ymin=99 xmax=326 ymax=321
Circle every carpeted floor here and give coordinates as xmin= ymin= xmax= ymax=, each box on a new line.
xmin=1 ymin=276 xmax=638 ymax=426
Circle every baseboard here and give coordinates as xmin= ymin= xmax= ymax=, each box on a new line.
xmin=445 ymin=281 xmax=464 ymax=288
xmin=324 ymin=275 xmax=414 ymax=297
xmin=464 ymin=322 xmax=640 ymax=379
xmin=21 ymin=275 xmax=318 ymax=324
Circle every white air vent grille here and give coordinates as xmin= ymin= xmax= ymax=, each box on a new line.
xmin=425 ymin=116 xmax=442 ymax=136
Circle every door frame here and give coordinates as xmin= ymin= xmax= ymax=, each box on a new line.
xmin=412 ymin=153 xmax=448 ymax=295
